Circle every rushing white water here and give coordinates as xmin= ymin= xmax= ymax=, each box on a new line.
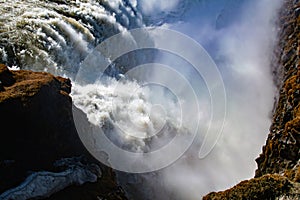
xmin=0 ymin=0 xmax=143 ymax=75
xmin=0 ymin=0 xmax=283 ymax=199
xmin=72 ymin=78 xmax=188 ymax=153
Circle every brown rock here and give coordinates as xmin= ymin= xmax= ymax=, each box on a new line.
xmin=203 ymin=174 xmax=299 ymax=200
xmin=0 ymin=64 xmax=127 ymax=200
xmin=0 ymin=64 xmax=15 ymax=87
xmin=255 ymin=0 xmax=300 ymax=179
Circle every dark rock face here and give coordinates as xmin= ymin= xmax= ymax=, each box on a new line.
xmin=255 ymin=0 xmax=300 ymax=180
xmin=0 ymin=64 xmax=127 ymax=199
xmin=204 ymin=0 xmax=300 ymax=199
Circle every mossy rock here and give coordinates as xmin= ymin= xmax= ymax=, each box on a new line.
xmin=203 ymin=174 xmax=300 ymax=200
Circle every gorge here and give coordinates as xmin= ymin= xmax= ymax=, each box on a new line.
xmin=0 ymin=0 xmax=299 ymax=199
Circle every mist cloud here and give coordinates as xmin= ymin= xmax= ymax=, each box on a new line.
xmin=138 ymin=0 xmax=181 ymax=15
xmin=72 ymin=0 xmax=283 ymax=199
xmin=141 ymin=0 xmax=283 ymax=198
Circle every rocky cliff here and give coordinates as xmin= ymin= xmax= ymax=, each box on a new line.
xmin=0 ymin=64 xmax=127 ymax=199
xmin=203 ymin=0 xmax=300 ymax=199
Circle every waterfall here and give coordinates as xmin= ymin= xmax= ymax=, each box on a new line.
xmin=0 ymin=0 xmax=143 ymax=76
xmin=0 ymin=0 xmax=283 ymax=199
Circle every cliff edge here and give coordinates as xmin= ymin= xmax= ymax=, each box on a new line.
xmin=0 ymin=64 xmax=127 ymax=200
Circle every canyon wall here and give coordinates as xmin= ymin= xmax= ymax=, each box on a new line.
xmin=204 ymin=0 xmax=300 ymax=199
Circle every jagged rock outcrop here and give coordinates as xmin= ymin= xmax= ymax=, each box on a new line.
xmin=203 ymin=0 xmax=300 ymax=199
xmin=0 ymin=64 xmax=127 ymax=199
xmin=255 ymin=0 xmax=300 ymax=180
xmin=203 ymin=174 xmax=299 ymax=200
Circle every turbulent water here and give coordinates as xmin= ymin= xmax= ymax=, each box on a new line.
xmin=0 ymin=0 xmax=145 ymax=75
xmin=0 ymin=0 xmax=283 ymax=199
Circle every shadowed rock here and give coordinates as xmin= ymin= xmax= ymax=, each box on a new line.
xmin=0 ymin=64 xmax=127 ymax=200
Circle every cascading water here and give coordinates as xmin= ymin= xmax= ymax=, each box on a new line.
xmin=0 ymin=0 xmax=283 ymax=199
xmin=0 ymin=0 xmax=144 ymax=76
